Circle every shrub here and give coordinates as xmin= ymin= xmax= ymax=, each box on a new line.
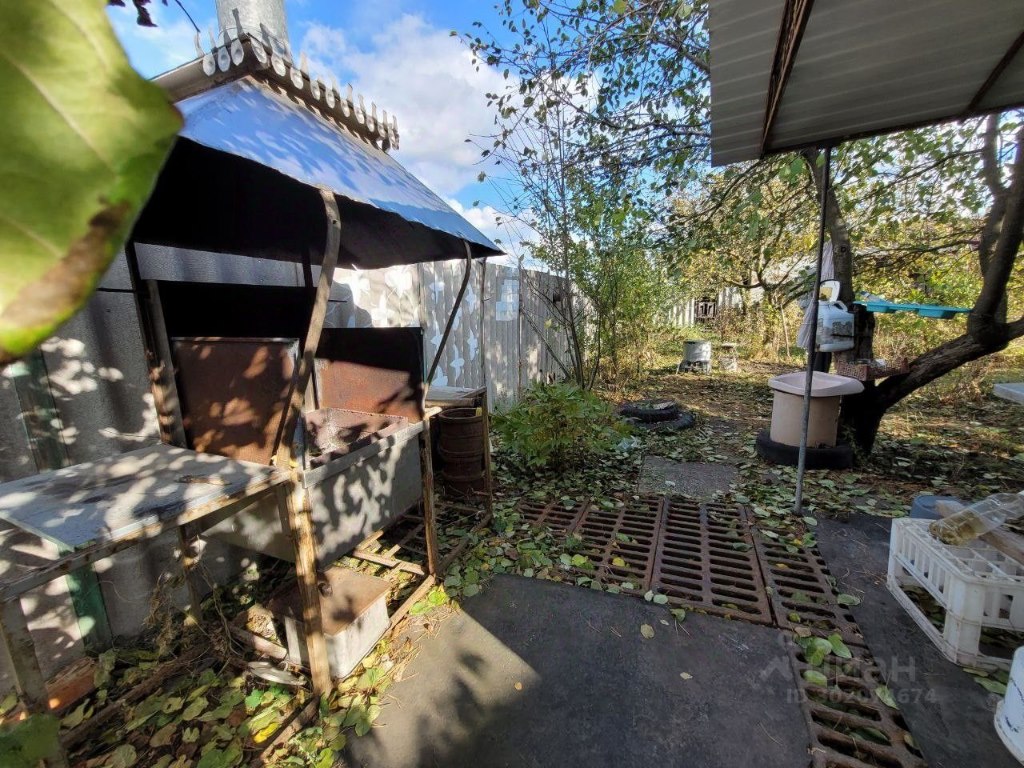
xmin=493 ymin=383 xmax=630 ymax=469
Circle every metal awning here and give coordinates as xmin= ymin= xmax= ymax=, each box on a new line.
xmin=177 ymin=77 xmax=498 ymax=254
xmin=710 ymin=0 xmax=1024 ymax=166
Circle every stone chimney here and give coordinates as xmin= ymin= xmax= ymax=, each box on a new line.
xmin=215 ymin=0 xmax=290 ymax=56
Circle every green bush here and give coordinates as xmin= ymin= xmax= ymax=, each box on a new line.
xmin=493 ymin=383 xmax=630 ymax=469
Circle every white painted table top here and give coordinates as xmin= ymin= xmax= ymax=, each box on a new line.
xmin=0 ymin=444 xmax=286 ymax=551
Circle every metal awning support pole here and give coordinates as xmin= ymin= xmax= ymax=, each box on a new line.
xmin=426 ymin=241 xmax=474 ymax=385
xmin=793 ymin=145 xmax=832 ymax=515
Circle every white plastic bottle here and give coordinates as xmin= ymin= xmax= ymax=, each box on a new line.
xmin=929 ymin=492 xmax=1024 ymax=546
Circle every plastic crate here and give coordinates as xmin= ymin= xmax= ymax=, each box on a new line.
xmin=887 ymin=518 xmax=1024 ymax=670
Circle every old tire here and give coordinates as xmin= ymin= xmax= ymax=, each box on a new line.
xmin=755 ymin=430 xmax=854 ymax=470
xmin=619 ymin=398 xmax=681 ymax=422
xmin=637 ymin=412 xmax=696 ymax=432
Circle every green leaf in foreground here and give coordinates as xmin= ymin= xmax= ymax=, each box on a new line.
xmin=827 ymin=633 xmax=853 ymax=660
xmin=0 ymin=1 xmax=181 ymax=364
xmin=875 ymin=685 xmax=899 ymax=709
xmin=0 ymin=714 xmax=60 ymax=768
xmin=976 ymin=677 xmax=1008 ymax=696
xmin=802 ymin=669 xmax=828 ymax=687
xmin=837 ymin=593 xmax=861 ymax=607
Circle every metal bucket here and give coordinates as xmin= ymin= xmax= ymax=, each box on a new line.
xmin=678 ymin=340 xmax=713 ymax=373
xmin=684 ymin=340 xmax=712 ymax=363
xmin=437 ymin=408 xmax=485 ymax=497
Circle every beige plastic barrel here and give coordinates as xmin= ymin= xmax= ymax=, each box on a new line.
xmin=768 ymin=372 xmax=864 ymax=448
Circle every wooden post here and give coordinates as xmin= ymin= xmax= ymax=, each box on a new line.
xmin=124 ymin=243 xmax=187 ymax=448
xmin=274 ymin=190 xmax=342 ymax=467
xmin=0 ymin=599 xmax=71 ymax=767
xmin=419 ymin=417 xmax=441 ymax=576
xmin=479 ymin=389 xmax=494 ymax=518
xmin=175 ymin=525 xmax=203 ymax=629
xmin=276 ymin=482 xmax=331 ymax=695
xmin=268 ymin=190 xmax=342 ymax=696
xmin=144 ymin=280 xmax=188 ymax=447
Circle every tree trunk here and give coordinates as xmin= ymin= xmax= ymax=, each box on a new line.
xmin=823 ymin=118 xmax=1024 ymax=456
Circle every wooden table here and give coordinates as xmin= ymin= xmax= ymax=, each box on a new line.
xmin=0 ymin=444 xmax=289 ymax=766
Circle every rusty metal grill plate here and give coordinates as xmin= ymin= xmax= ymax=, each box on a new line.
xmin=516 ymin=499 xmax=588 ymax=533
xmin=514 ymin=496 xmax=773 ymax=625
xmin=650 ymin=499 xmax=773 ymax=625
xmin=573 ymin=497 xmax=663 ymax=588
xmin=787 ymin=640 xmax=926 ymax=768
xmin=756 ymin=536 xmax=865 ymax=646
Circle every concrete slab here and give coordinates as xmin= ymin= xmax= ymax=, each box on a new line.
xmin=638 ymin=457 xmax=738 ymax=497
xmin=816 ymin=513 xmax=1019 ymax=768
xmin=994 ymin=383 xmax=1024 ymax=405
xmin=346 ymin=575 xmax=809 ymax=768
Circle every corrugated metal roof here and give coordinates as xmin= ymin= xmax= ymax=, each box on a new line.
xmin=178 ymin=76 xmax=500 ymax=253
xmin=710 ymin=0 xmax=1024 ymax=166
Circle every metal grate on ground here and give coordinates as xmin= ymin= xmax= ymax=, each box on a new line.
xmin=515 ymin=495 xmax=773 ymax=625
xmin=787 ymin=639 xmax=926 ymax=768
xmin=515 ymin=498 xmax=589 ymax=533
xmin=649 ymin=498 xmax=773 ymax=625
xmin=755 ymin=535 xmax=866 ymax=647
xmin=572 ymin=496 xmax=663 ymax=590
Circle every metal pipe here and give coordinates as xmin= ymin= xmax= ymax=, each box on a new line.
xmin=427 ymin=241 xmax=474 ymax=386
xmin=793 ymin=145 xmax=832 ymax=515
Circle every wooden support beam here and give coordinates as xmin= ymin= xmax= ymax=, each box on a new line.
xmin=6 ymin=351 xmax=69 ymax=472
xmin=351 ymin=549 xmax=427 ymax=577
xmin=0 ymin=599 xmax=71 ymax=767
xmin=419 ymin=417 xmax=441 ymax=577
xmin=480 ymin=389 xmax=495 ymax=520
xmin=277 ymin=481 xmax=331 ymax=695
xmin=761 ymin=0 xmax=815 ymax=155
xmin=175 ymin=525 xmax=203 ymax=629
xmin=124 ymin=243 xmax=187 ymax=447
xmin=389 ymin=574 xmax=436 ymax=628
xmin=144 ymin=279 xmax=188 ymax=447
xmin=270 ymin=189 xmax=342 ymax=697
xmin=274 ymin=190 xmax=342 ymax=468
xmin=966 ymin=28 xmax=1024 ymax=115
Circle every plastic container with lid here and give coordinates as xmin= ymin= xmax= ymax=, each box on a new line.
xmin=929 ymin=492 xmax=1024 ymax=546
xmin=767 ymin=372 xmax=864 ymax=448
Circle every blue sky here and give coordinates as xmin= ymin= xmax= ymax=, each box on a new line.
xmin=107 ymin=0 xmax=523 ymax=249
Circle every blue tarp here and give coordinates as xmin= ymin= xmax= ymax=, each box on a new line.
xmin=177 ymin=77 xmax=499 ymax=255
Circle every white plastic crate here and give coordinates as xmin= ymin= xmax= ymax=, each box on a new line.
xmin=887 ymin=518 xmax=1024 ymax=670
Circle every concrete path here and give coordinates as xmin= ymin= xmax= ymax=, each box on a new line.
xmin=638 ymin=457 xmax=738 ymax=497
xmin=817 ymin=513 xmax=1019 ymax=768
xmin=345 ymin=575 xmax=809 ymax=768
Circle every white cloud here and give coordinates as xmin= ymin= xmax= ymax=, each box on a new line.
xmin=298 ymin=15 xmax=504 ymax=197
xmin=446 ymin=199 xmax=544 ymax=268
xmin=107 ymin=3 xmax=212 ymax=75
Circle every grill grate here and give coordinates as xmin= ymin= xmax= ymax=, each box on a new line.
xmin=514 ymin=495 xmax=774 ymax=625
xmin=650 ymin=499 xmax=773 ymax=625
xmin=516 ymin=499 xmax=589 ymax=533
xmin=787 ymin=640 xmax=926 ymax=768
xmin=572 ymin=497 xmax=663 ymax=588
xmin=755 ymin=536 xmax=866 ymax=646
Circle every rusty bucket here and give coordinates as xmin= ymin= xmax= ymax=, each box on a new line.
xmin=438 ymin=408 xmax=486 ymax=496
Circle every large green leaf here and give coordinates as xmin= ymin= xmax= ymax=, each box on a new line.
xmin=0 ymin=0 xmax=181 ymax=364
